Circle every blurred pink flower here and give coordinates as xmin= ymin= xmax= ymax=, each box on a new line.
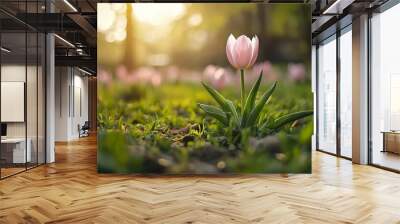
xmin=203 ymin=65 xmax=218 ymax=80
xmin=116 ymin=65 xmax=135 ymax=83
xmin=212 ymin=68 xmax=233 ymax=89
xmin=98 ymin=70 xmax=111 ymax=85
xmin=151 ymin=74 xmax=162 ymax=86
xmin=250 ymin=61 xmax=277 ymax=82
xmin=226 ymin=34 xmax=259 ymax=69
xmin=114 ymin=65 xmax=163 ymax=86
xmin=288 ymin=63 xmax=306 ymax=82
xmin=133 ymin=67 xmax=162 ymax=87
xmin=202 ymin=65 xmax=233 ymax=89
xmin=252 ymin=61 xmax=271 ymax=76
xmin=165 ymin=66 xmax=180 ymax=82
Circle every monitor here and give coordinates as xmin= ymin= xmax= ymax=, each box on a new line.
xmin=1 ymin=123 xmax=7 ymax=137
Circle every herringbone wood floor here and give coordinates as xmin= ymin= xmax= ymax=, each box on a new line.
xmin=1 ymin=135 xmax=400 ymax=224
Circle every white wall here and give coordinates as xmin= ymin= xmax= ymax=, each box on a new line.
xmin=55 ymin=67 xmax=69 ymax=141
xmin=1 ymin=65 xmax=26 ymax=136
xmin=1 ymin=64 xmax=46 ymax=164
xmin=1 ymin=65 xmax=36 ymax=138
xmin=55 ymin=67 xmax=89 ymax=141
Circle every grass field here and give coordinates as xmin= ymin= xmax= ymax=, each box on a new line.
xmin=98 ymin=74 xmax=313 ymax=174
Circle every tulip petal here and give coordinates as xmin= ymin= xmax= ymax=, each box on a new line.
xmin=248 ymin=36 xmax=259 ymax=68
xmin=226 ymin=34 xmax=237 ymax=68
xmin=233 ymin=35 xmax=253 ymax=69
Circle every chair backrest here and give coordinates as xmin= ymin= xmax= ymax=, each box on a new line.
xmin=82 ymin=121 xmax=90 ymax=129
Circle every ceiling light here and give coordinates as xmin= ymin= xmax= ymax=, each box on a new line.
xmin=63 ymin=0 xmax=78 ymax=12
xmin=54 ymin=34 xmax=75 ymax=48
xmin=323 ymin=0 xmax=354 ymax=15
xmin=1 ymin=47 xmax=11 ymax=53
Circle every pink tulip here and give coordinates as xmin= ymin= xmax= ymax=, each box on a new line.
xmin=253 ymin=61 xmax=271 ymax=76
xmin=98 ymin=70 xmax=111 ymax=85
xmin=203 ymin=65 xmax=234 ymax=89
xmin=116 ymin=65 xmax=134 ymax=83
xmin=203 ymin=65 xmax=218 ymax=80
xmin=288 ymin=63 xmax=306 ymax=82
xmin=226 ymin=34 xmax=259 ymax=69
xmin=212 ymin=68 xmax=233 ymax=89
xmin=132 ymin=67 xmax=162 ymax=86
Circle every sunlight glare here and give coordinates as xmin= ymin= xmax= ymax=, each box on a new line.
xmin=132 ymin=3 xmax=186 ymax=26
xmin=98 ymin=4 xmax=116 ymax=32
xmin=188 ymin=14 xmax=203 ymax=27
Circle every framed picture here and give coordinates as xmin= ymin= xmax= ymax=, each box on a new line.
xmin=97 ymin=3 xmax=313 ymax=174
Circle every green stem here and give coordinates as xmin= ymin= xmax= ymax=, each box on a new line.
xmin=240 ymin=69 xmax=245 ymax=113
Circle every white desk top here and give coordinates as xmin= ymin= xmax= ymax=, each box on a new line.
xmin=1 ymin=138 xmax=28 ymax=143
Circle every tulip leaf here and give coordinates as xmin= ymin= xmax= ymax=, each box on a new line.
xmin=201 ymin=82 xmax=230 ymax=112
xmin=266 ymin=110 xmax=313 ymax=130
xmin=246 ymin=81 xmax=277 ymax=127
xmin=226 ymin=100 xmax=240 ymax=126
xmin=198 ymin=103 xmax=228 ymax=125
xmin=241 ymin=71 xmax=263 ymax=127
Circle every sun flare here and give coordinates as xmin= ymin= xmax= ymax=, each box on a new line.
xmin=132 ymin=3 xmax=186 ymax=26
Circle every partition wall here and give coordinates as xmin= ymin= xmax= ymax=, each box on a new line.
xmin=0 ymin=1 xmax=46 ymax=179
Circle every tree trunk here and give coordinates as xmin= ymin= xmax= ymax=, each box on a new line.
xmin=124 ymin=4 xmax=135 ymax=71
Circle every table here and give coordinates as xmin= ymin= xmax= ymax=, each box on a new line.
xmin=382 ymin=131 xmax=400 ymax=154
xmin=1 ymin=138 xmax=31 ymax=163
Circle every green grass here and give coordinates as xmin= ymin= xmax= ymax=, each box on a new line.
xmin=98 ymin=80 xmax=313 ymax=174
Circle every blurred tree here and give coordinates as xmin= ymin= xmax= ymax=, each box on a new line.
xmin=257 ymin=4 xmax=267 ymax=61
xmin=124 ymin=3 xmax=135 ymax=71
xmin=98 ymin=3 xmax=311 ymax=71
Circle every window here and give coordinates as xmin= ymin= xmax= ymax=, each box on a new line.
xmin=339 ymin=28 xmax=352 ymax=158
xmin=370 ymin=3 xmax=400 ymax=171
xmin=317 ymin=36 xmax=337 ymax=154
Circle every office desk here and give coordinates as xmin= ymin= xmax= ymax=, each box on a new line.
xmin=1 ymin=138 xmax=31 ymax=163
xmin=382 ymin=131 xmax=400 ymax=154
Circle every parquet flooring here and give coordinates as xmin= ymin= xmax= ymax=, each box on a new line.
xmin=1 ymin=135 xmax=400 ymax=223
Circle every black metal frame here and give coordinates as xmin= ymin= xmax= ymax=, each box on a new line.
xmin=336 ymin=26 xmax=341 ymax=158
xmin=0 ymin=0 xmax=47 ymax=180
xmin=367 ymin=10 xmax=372 ymax=166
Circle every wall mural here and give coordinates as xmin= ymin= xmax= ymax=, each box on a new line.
xmin=97 ymin=3 xmax=313 ymax=174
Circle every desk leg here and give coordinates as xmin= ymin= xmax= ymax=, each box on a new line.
xmin=382 ymin=133 xmax=386 ymax=153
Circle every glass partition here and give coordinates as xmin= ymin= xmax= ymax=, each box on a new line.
xmin=370 ymin=3 xmax=400 ymax=171
xmin=339 ymin=28 xmax=352 ymax=158
xmin=1 ymin=30 xmax=28 ymax=177
xmin=317 ymin=36 xmax=337 ymax=154
xmin=0 ymin=1 xmax=46 ymax=179
xmin=27 ymin=30 xmax=38 ymax=169
xmin=38 ymin=32 xmax=45 ymax=165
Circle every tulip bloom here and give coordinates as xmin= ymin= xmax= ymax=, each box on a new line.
xmin=226 ymin=34 xmax=259 ymax=110
xmin=226 ymin=34 xmax=259 ymax=70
